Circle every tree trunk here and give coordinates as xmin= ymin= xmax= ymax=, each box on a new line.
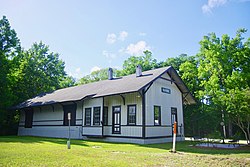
xmin=233 ymin=118 xmax=250 ymax=144
xmin=239 ymin=122 xmax=249 ymax=144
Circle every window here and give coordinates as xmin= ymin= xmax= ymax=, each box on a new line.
xmin=171 ymin=107 xmax=178 ymax=133
xmin=85 ymin=108 xmax=91 ymax=126
xmin=154 ymin=106 xmax=161 ymax=126
xmin=93 ymin=107 xmax=101 ymax=125
xmin=63 ymin=104 xmax=76 ymax=126
xmin=127 ymin=105 xmax=136 ymax=125
xmin=25 ymin=109 xmax=33 ymax=128
xmin=103 ymin=107 xmax=108 ymax=126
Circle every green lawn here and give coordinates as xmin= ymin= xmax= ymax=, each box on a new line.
xmin=0 ymin=136 xmax=249 ymax=167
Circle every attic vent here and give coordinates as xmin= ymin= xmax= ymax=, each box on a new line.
xmin=108 ymin=68 xmax=113 ymax=80
xmin=136 ymin=65 xmax=142 ymax=77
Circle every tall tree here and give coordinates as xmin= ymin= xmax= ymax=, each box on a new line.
xmin=197 ymin=29 xmax=250 ymax=142
xmin=0 ymin=16 xmax=21 ymax=135
xmin=162 ymin=54 xmax=193 ymax=74
xmin=12 ymin=42 xmax=67 ymax=101
xmin=121 ymin=50 xmax=158 ymax=75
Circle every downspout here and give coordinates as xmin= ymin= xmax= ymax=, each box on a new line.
xmin=181 ymin=94 xmax=185 ymax=139
xmin=102 ymin=97 xmax=104 ymax=137
xmin=142 ymin=89 xmax=146 ymax=139
xmin=81 ymin=100 xmax=84 ymax=138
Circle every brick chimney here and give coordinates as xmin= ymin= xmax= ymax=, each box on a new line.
xmin=108 ymin=68 xmax=113 ymax=80
xmin=136 ymin=65 xmax=142 ymax=77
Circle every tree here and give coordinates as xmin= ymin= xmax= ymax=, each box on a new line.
xmin=77 ymin=68 xmax=120 ymax=85
xmin=0 ymin=16 xmax=21 ymax=135
xmin=162 ymin=54 xmax=193 ymax=74
xmin=121 ymin=50 xmax=158 ymax=75
xmin=225 ymin=88 xmax=250 ymax=143
xmin=0 ymin=16 xmax=76 ymax=135
xmin=12 ymin=42 xmax=67 ymax=102
xmin=197 ymin=29 xmax=250 ymax=142
xmin=60 ymin=76 xmax=76 ymax=88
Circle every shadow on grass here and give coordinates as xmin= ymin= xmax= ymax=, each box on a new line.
xmin=140 ymin=141 xmax=250 ymax=155
xmin=0 ymin=136 xmax=89 ymax=147
xmin=1 ymin=136 xmax=249 ymax=155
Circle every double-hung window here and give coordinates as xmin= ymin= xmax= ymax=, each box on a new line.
xmin=154 ymin=106 xmax=161 ymax=126
xmin=85 ymin=108 xmax=91 ymax=126
xmin=93 ymin=107 xmax=101 ymax=125
xmin=127 ymin=105 xmax=136 ymax=125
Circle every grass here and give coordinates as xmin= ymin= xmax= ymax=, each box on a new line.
xmin=0 ymin=136 xmax=249 ymax=167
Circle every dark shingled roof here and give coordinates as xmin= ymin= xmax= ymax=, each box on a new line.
xmin=15 ymin=66 xmax=196 ymax=109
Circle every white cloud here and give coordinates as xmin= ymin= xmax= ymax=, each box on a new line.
xmin=106 ymin=31 xmax=128 ymax=44
xmin=139 ymin=32 xmax=146 ymax=36
xmin=106 ymin=33 xmax=116 ymax=44
xmin=90 ymin=66 xmax=101 ymax=73
xmin=126 ymin=41 xmax=151 ymax=56
xmin=202 ymin=0 xmax=227 ymax=14
xmin=118 ymin=31 xmax=128 ymax=41
xmin=102 ymin=50 xmax=117 ymax=59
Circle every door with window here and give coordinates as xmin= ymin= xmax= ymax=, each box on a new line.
xmin=171 ymin=107 xmax=178 ymax=135
xmin=112 ymin=106 xmax=121 ymax=134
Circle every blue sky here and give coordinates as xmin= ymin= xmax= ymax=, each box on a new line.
xmin=1 ymin=0 xmax=250 ymax=79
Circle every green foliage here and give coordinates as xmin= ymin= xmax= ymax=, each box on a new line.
xmin=206 ymin=131 xmax=222 ymax=139
xmin=59 ymin=76 xmax=76 ymax=88
xmin=0 ymin=16 xmax=69 ymax=135
xmin=11 ymin=42 xmax=67 ymax=101
xmin=163 ymin=54 xmax=193 ymax=73
xmin=0 ymin=16 xmax=21 ymax=135
xmin=225 ymin=88 xmax=250 ymax=142
xmin=197 ymin=29 xmax=250 ymax=142
xmin=121 ymin=50 xmax=158 ymax=75
xmin=77 ymin=68 xmax=120 ymax=85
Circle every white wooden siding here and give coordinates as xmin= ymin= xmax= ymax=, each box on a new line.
xmin=145 ymin=72 xmax=184 ymax=137
xmin=32 ymin=104 xmax=63 ymax=125
xmin=18 ymin=103 xmax=82 ymax=139
xmin=82 ymin=127 xmax=102 ymax=136
xmin=82 ymin=97 xmax=103 ymax=136
xmin=103 ymin=92 xmax=142 ymax=137
xmin=18 ymin=126 xmax=81 ymax=139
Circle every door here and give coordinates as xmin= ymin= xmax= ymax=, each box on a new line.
xmin=63 ymin=104 xmax=76 ymax=126
xmin=171 ymin=107 xmax=178 ymax=135
xmin=112 ymin=106 xmax=121 ymax=134
xmin=24 ymin=108 xmax=34 ymax=128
